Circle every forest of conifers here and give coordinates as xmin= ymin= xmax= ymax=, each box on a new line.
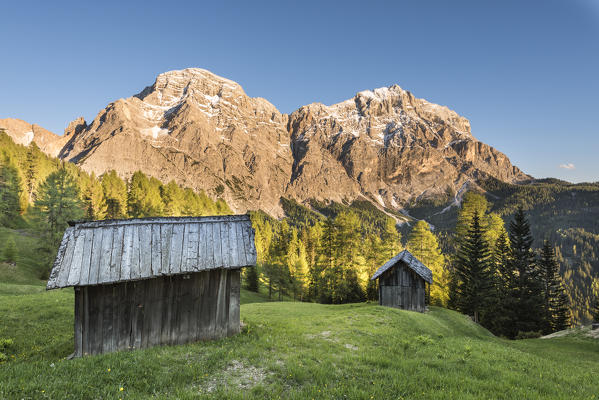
xmin=1 ymin=131 xmax=598 ymax=335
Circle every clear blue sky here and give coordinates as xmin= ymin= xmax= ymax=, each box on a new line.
xmin=1 ymin=0 xmax=598 ymax=182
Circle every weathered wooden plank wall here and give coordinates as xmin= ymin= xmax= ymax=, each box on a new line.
xmin=73 ymin=268 xmax=241 ymax=356
xmin=378 ymin=261 xmax=426 ymax=312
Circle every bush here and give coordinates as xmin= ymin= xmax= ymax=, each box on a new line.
xmin=2 ymin=236 xmax=17 ymax=264
xmin=515 ymin=331 xmax=542 ymax=340
xmin=0 ymin=338 xmax=14 ymax=363
xmin=245 ymin=265 xmax=260 ymax=292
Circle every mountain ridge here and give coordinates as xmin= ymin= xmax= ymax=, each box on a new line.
xmin=8 ymin=68 xmax=530 ymax=216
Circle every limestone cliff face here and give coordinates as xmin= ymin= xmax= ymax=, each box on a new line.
xmin=0 ymin=118 xmax=67 ymax=157
xmin=45 ymin=68 xmax=527 ymax=215
xmin=286 ymin=86 xmax=528 ymax=209
xmin=59 ymin=69 xmax=293 ymax=215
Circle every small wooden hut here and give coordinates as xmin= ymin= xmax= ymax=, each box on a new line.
xmin=46 ymin=215 xmax=257 ymax=357
xmin=370 ymin=250 xmax=432 ymax=312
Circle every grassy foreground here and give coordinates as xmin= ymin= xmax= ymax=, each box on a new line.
xmin=0 ymin=287 xmax=597 ymax=399
xmin=1 ymin=229 xmax=598 ymax=399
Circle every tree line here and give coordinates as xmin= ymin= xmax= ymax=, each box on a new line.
xmin=248 ymin=192 xmax=579 ymax=338
xmin=0 ymin=132 xmax=231 ymax=275
xmin=2 ymin=132 xmax=595 ymax=335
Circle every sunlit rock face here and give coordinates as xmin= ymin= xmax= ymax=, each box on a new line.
xmin=286 ymin=85 xmax=528 ymax=208
xmin=58 ymin=68 xmax=528 ymax=216
xmin=0 ymin=118 xmax=68 ymax=157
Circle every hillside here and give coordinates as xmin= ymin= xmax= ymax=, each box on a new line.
xmin=1 ymin=224 xmax=597 ymax=398
xmin=1 ymin=278 xmax=598 ymax=398
xmin=401 ymin=177 xmax=599 ymax=323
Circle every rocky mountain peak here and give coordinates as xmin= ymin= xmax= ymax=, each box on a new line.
xmin=64 ymin=117 xmax=87 ymax=137
xmin=53 ymin=68 xmax=529 ymax=216
xmin=0 ymin=118 xmax=67 ymax=157
xmin=136 ymin=68 xmax=246 ymax=110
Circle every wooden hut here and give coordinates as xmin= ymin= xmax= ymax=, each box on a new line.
xmin=46 ymin=215 xmax=257 ymax=357
xmin=370 ymin=250 xmax=432 ymax=312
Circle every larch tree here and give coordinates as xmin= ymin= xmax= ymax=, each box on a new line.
xmin=0 ymin=161 xmax=22 ymax=228
xmin=455 ymin=192 xmax=506 ymax=247
xmin=34 ymin=166 xmax=85 ymax=268
xmin=182 ymin=188 xmax=203 ymax=216
xmin=286 ymin=229 xmax=309 ymax=300
xmin=82 ymin=173 xmax=107 ymax=220
xmin=128 ymin=171 xmax=164 ymax=217
xmin=331 ymin=211 xmax=365 ymax=303
xmin=364 ymin=234 xmax=384 ymax=301
xmin=407 ymin=220 xmax=449 ymax=306
xmin=101 ymin=170 xmax=128 ymax=219
xmin=24 ymin=142 xmax=41 ymax=205
xmin=380 ymin=218 xmax=402 ymax=261
xmin=161 ymin=180 xmax=185 ymax=216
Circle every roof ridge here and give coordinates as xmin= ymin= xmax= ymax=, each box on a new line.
xmin=68 ymin=214 xmax=250 ymax=228
xmin=370 ymin=249 xmax=433 ymax=283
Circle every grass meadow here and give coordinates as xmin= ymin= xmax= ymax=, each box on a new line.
xmin=0 ymin=227 xmax=598 ymax=399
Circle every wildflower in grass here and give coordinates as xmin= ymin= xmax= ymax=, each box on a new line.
xmin=107 ymin=368 xmax=111 ymax=372
xmin=120 ymin=387 xmax=124 ymax=391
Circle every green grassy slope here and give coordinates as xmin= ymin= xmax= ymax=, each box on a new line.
xmin=1 ymin=228 xmax=597 ymax=399
xmin=1 ymin=283 xmax=597 ymax=399
xmin=0 ymin=227 xmax=47 ymax=288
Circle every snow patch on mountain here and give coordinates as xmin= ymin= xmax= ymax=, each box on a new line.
xmin=141 ymin=126 xmax=169 ymax=139
xmin=22 ymin=131 xmax=34 ymax=145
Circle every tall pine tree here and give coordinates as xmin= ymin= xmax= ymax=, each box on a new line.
xmin=507 ymin=207 xmax=544 ymax=337
xmin=487 ymin=232 xmax=515 ymax=336
xmin=592 ymin=296 xmax=599 ymax=323
xmin=539 ymin=240 xmax=571 ymax=333
xmin=452 ymin=213 xmax=494 ymax=323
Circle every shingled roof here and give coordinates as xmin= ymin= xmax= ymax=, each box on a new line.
xmin=47 ymin=215 xmax=256 ymax=290
xmin=370 ymin=249 xmax=433 ymax=284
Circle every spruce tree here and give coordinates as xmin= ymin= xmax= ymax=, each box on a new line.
xmin=508 ymin=207 xmax=544 ymax=337
xmin=553 ymin=284 xmax=571 ymax=331
xmin=488 ymin=232 xmax=514 ymax=336
xmin=244 ymin=265 xmax=260 ymax=292
xmin=539 ymin=240 xmax=569 ymax=333
xmin=592 ymin=296 xmax=599 ymax=323
xmin=452 ymin=213 xmax=494 ymax=324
